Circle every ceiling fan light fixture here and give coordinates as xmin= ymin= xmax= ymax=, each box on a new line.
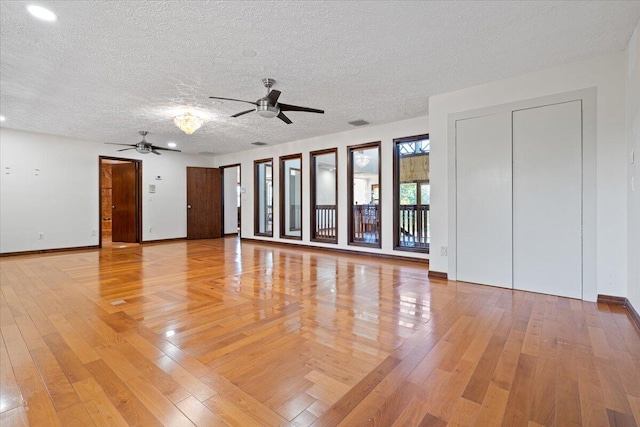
xmin=136 ymin=144 xmax=152 ymax=154
xmin=256 ymin=104 xmax=279 ymax=119
xmin=174 ymin=112 xmax=204 ymax=134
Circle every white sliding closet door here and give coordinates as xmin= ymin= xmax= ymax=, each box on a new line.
xmin=456 ymin=113 xmax=512 ymax=288
xmin=513 ymin=101 xmax=582 ymax=298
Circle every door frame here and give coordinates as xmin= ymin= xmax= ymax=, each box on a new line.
xmin=219 ymin=163 xmax=241 ymax=237
xmin=98 ymin=156 xmax=143 ymax=247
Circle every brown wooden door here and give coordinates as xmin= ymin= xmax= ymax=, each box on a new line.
xmin=187 ymin=167 xmax=222 ymax=239
xmin=112 ymin=163 xmax=137 ymax=242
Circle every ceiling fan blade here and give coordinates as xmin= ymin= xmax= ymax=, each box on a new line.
xmin=277 ymin=111 xmax=292 ymax=124
xmin=267 ymin=90 xmax=281 ymax=105
xmin=151 ymin=149 xmax=162 ymax=155
xmin=209 ymin=96 xmax=257 ymax=106
xmin=105 ymin=143 xmax=136 ymax=147
xmin=231 ymin=109 xmax=255 ymax=118
xmin=278 ymin=103 xmax=324 ymax=114
xmin=117 ymin=147 xmax=136 ymax=151
xmin=151 ymin=146 xmax=182 ymax=152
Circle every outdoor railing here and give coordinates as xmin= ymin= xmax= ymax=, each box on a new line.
xmin=398 ymin=204 xmax=430 ymax=250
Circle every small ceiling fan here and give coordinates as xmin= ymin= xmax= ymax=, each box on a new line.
xmin=209 ymin=78 xmax=324 ymax=124
xmin=105 ymin=131 xmax=181 ymax=155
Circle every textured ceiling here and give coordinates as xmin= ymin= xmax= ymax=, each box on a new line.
xmin=1 ymin=1 xmax=639 ymax=154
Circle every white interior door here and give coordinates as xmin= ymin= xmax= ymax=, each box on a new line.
xmin=456 ymin=112 xmax=513 ymax=288
xmin=512 ymin=101 xmax=582 ymax=298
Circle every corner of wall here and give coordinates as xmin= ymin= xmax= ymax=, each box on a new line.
xmin=626 ymin=18 xmax=640 ymax=311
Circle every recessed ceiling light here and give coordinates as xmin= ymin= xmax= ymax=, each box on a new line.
xmin=242 ymin=49 xmax=257 ymax=58
xmin=167 ymin=142 xmax=177 ymax=148
xmin=27 ymin=5 xmax=57 ymax=22
xmin=0 ymin=115 xmax=5 ymax=122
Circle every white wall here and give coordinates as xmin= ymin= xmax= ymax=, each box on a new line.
xmin=0 ymin=128 xmax=213 ymax=253
xmin=627 ymin=19 xmax=640 ymax=310
xmin=429 ymin=52 xmax=628 ymax=298
xmin=213 ymin=116 xmax=429 ymax=260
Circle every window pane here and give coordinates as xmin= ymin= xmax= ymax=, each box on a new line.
xmin=349 ymin=144 xmax=380 ymax=246
xmin=311 ymin=150 xmax=337 ymax=242
xmin=421 ymin=184 xmax=430 ymax=205
xmin=394 ymin=136 xmax=430 ymax=252
xmin=254 ymin=160 xmax=273 ymax=236
xmin=280 ymin=155 xmax=302 ymax=239
xmin=400 ymin=183 xmax=417 ymax=205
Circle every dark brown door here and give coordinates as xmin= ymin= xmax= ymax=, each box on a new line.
xmin=112 ymin=163 xmax=137 ymax=242
xmin=187 ymin=167 xmax=222 ymax=239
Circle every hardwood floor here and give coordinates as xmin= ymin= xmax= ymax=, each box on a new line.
xmin=1 ymin=238 xmax=639 ymax=426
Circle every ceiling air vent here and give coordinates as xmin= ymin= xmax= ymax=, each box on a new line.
xmin=252 ymin=141 xmax=268 ymax=146
xmin=348 ymin=119 xmax=370 ymax=127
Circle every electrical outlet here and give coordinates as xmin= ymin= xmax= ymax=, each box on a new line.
xmin=440 ymin=246 xmax=447 ymax=256
xmin=149 ymin=227 xmax=152 ymax=233
xmin=38 ymin=232 xmax=44 ymax=240
xmin=91 ymin=230 xmax=97 ymax=236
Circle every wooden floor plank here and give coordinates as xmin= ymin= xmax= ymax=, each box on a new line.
xmin=577 ymin=366 xmax=610 ymax=427
xmin=473 ymin=384 xmax=509 ymax=426
xmin=0 ymin=405 xmax=29 ymax=427
xmin=501 ymin=353 xmax=537 ymax=427
xmin=72 ymin=377 xmax=129 ymax=427
xmin=47 ymin=313 xmax=101 ymax=364
xmin=125 ymin=376 xmax=195 ymax=427
xmin=56 ymin=402 xmax=98 ymax=427
xmin=28 ymin=344 xmax=80 ymax=411
xmin=84 ymin=359 xmax=162 ymax=427
xmin=175 ymin=395 xmax=228 ymax=426
xmin=0 ymin=333 xmax=23 ymax=414
xmin=528 ymin=356 xmax=557 ymax=426
xmin=628 ymin=395 xmax=640 ymax=427
xmin=445 ymin=397 xmax=481 ymax=427
xmin=0 ymin=239 xmax=638 ymax=426
xmin=595 ymin=356 xmax=634 ymax=415
xmin=1 ymin=324 xmax=62 ymax=426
